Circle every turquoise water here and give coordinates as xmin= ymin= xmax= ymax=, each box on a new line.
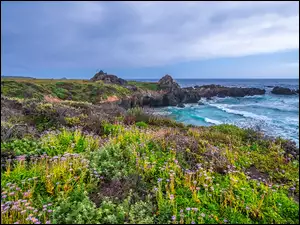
xmin=145 ymin=79 xmax=299 ymax=145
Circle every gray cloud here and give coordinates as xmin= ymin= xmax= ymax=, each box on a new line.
xmin=1 ymin=1 xmax=299 ymax=72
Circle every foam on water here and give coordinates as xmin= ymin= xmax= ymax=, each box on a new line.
xmin=204 ymin=117 xmax=223 ymax=125
xmin=156 ymin=79 xmax=299 ymax=145
xmin=210 ymin=104 xmax=271 ymax=121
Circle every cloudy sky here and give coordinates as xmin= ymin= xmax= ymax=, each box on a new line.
xmin=1 ymin=1 xmax=299 ymax=79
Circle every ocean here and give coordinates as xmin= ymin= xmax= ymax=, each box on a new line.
xmin=133 ymin=79 xmax=299 ymax=145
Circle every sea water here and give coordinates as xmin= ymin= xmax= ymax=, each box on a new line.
xmin=134 ymin=79 xmax=299 ymax=145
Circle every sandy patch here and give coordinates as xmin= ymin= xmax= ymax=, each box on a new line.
xmin=44 ymin=95 xmax=62 ymax=103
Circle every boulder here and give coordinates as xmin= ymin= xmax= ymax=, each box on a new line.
xmin=198 ymin=101 xmax=205 ymax=105
xmin=271 ymin=86 xmax=296 ymax=95
xmin=177 ymin=103 xmax=185 ymax=108
xmin=217 ymin=93 xmax=226 ymax=98
xmin=91 ymin=70 xmax=127 ymax=85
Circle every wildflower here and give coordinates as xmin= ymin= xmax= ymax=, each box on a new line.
xmin=14 ymin=222 xmax=20 ymax=224
xmin=224 ymin=219 xmax=228 ymax=223
xmin=21 ymin=210 xmax=26 ymax=214
xmin=9 ymin=192 xmax=15 ymax=196
xmin=245 ymin=206 xmax=250 ymax=210
xmin=180 ymin=209 xmax=183 ymax=213
xmin=192 ymin=208 xmax=198 ymax=212
xmin=193 ymin=180 xmax=197 ymax=184
xmin=201 ymin=213 xmax=205 ymax=217
xmin=47 ymin=203 xmax=52 ymax=206
xmin=47 ymin=209 xmax=53 ymax=213
xmin=56 ymin=182 xmax=60 ymax=185
xmin=191 ymin=221 xmax=195 ymax=224
xmin=171 ymin=215 xmax=176 ymax=221
xmin=33 ymin=209 xmax=38 ymax=213
xmin=2 ymin=195 xmax=7 ymax=199
xmin=46 ymin=221 xmax=51 ymax=224
xmin=16 ymin=187 xmax=21 ymax=191
xmin=186 ymin=207 xmax=191 ymax=211
xmin=170 ymin=194 xmax=174 ymax=200
xmin=196 ymin=187 xmax=200 ymax=190
xmin=157 ymin=178 xmax=163 ymax=182
xmin=25 ymin=203 xmax=30 ymax=206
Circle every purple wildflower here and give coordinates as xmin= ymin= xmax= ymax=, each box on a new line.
xmin=186 ymin=207 xmax=191 ymax=211
xmin=171 ymin=215 xmax=176 ymax=221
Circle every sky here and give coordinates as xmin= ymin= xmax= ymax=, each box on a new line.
xmin=1 ymin=1 xmax=299 ymax=79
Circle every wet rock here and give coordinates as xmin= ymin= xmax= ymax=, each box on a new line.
xmin=217 ymin=93 xmax=226 ymax=98
xmin=177 ymin=103 xmax=185 ymax=108
xmin=271 ymin=86 xmax=297 ymax=95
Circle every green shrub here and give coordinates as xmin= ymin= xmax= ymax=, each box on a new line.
xmin=135 ymin=121 xmax=148 ymax=129
xmin=1 ymin=138 xmax=42 ymax=156
xmin=102 ymin=123 xmax=124 ymax=136
xmin=52 ymin=191 xmax=101 ymax=224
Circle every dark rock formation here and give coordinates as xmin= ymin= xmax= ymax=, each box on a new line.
xmin=158 ymin=74 xmax=180 ymax=91
xmin=198 ymin=102 xmax=205 ymax=105
xmin=116 ymin=74 xmax=266 ymax=109
xmin=271 ymin=86 xmax=297 ymax=95
xmin=91 ymin=70 xmax=127 ymax=85
xmin=177 ymin=103 xmax=185 ymax=108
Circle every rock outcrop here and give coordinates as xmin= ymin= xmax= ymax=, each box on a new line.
xmin=118 ymin=75 xmax=266 ymax=109
xmin=271 ymin=86 xmax=297 ymax=95
xmin=158 ymin=74 xmax=180 ymax=91
xmin=91 ymin=70 xmax=127 ymax=85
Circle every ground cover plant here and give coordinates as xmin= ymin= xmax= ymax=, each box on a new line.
xmin=1 ymin=79 xmax=299 ymax=224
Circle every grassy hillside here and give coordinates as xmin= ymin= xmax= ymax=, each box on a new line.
xmin=128 ymin=81 xmax=160 ymax=91
xmin=1 ymin=78 xmax=132 ymax=103
xmin=1 ymin=93 xmax=299 ymax=224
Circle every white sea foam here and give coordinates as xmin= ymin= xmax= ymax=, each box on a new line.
xmin=210 ymin=104 xmax=271 ymax=121
xmin=204 ymin=118 xmax=222 ymax=125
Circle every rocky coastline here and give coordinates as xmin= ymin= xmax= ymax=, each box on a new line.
xmin=108 ymin=74 xmax=267 ymax=109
